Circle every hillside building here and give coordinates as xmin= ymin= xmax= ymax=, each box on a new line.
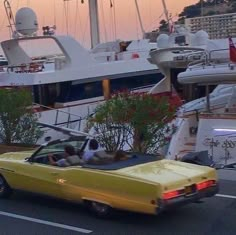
xmin=185 ymin=13 xmax=236 ymax=39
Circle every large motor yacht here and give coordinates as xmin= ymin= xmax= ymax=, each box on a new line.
xmin=173 ymin=39 xmax=236 ymax=166
xmin=0 ymin=5 xmax=164 ymax=143
xmin=149 ymin=27 xmax=236 ymax=166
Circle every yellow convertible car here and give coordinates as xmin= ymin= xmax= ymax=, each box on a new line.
xmin=0 ymin=137 xmax=218 ymax=217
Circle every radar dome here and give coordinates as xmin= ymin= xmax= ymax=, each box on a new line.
xmin=15 ymin=7 xmax=38 ymax=35
xmin=191 ymin=30 xmax=209 ymax=46
xmin=156 ymin=34 xmax=169 ymax=48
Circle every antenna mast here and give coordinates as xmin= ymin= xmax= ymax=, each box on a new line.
xmin=201 ymin=0 xmax=204 ymax=29
xmin=4 ymin=0 xmax=17 ymax=38
xmin=134 ymin=0 xmax=145 ymax=37
xmin=161 ymin=0 xmax=170 ymax=24
xmin=161 ymin=0 xmax=174 ymax=32
xmin=88 ymin=0 xmax=100 ymax=48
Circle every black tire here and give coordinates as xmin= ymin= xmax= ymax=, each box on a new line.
xmin=87 ymin=201 xmax=113 ymax=218
xmin=0 ymin=175 xmax=12 ymax=198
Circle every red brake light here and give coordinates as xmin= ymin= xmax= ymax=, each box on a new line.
xmin=196 ymin=180 xmax=216 ymax=191
xmin=163 ymin=190 xmax=182 ymax=200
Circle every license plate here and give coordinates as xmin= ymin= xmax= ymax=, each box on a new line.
xmin=185 ymin=185 xmax=196 ymax=195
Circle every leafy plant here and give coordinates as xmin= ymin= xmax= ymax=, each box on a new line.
xmin=0 ymin=88 xmax=43 ymax=145
xmin=88 ymin=91 xmax=178 ymax=154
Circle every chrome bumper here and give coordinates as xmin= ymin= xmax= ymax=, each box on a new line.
xmin=157 ymin=184 xmax=219 ymax=214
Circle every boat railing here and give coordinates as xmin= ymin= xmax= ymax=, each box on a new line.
xmin=92 ymin=51 xmax=117 ymax=62
xmin=131 ymin=84 xmax=155 ymax=92
xmin=187 ymin=48 xmax=231 ymax=68
xmin=33 ymin=103 xmax=83 ymax=130
xmin=6 ymin=61 xmax=46 ymax=73
xmin=179 ymin=100 xmax=227 ymax=115
xmin=209 ymin=48 xmax=229 ymax=61
xmin=186 ymin=51 xmax=209 ymax=67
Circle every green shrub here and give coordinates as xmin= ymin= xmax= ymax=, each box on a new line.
xmin=0 ymin=88 xmax=43 ymax=145
xmin=88 ymin=91 xmax=177 ymax=154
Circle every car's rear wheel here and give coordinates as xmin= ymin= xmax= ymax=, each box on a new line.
xmin=86 ymin=201 xmax=113 ymax=218
xmin=0 ymin=175 xmax=12 ymax=198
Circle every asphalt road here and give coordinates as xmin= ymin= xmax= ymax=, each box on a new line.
xmin=0 ymin=177 xmax=235 ymax=235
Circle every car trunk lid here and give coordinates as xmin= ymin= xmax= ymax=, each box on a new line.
xmin=116 ymin=159 xmax=216 ymax=190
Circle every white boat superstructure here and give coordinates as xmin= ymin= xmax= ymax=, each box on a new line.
xmin=149 ymin=29 xmax=210 ymax=100
xmin=149 ymin=28 xmax=236 ymax=165
xmin=167 ymin=85 xmax=236 ymax=164
xmin=0 ymin=6 xmax=163 ymax=144
xmin=167 ymin=41 xmax=236 ymax=165
xmin=179 ymin=62 xmax=236 ymax=84
xmin=149 ymin=29 xmax=234 ymax=99
xmin=91 ymin=39 xmax=157 ymax=63
xmin=1 ymin=36 xmax=159 ymax=87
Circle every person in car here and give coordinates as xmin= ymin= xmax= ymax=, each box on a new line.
xmin=48 ymin=144 xmax=82 ymax=167
xmin=113 ymin=150 xmax=128 ymax=162
xmin=81 ymin=139 xmax=99 ymax=163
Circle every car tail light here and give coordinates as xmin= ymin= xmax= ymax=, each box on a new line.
xmin=163 ymin=189 xmax=184 ymax=200
xmin=196 ymin=180 xmax=216 ymax=191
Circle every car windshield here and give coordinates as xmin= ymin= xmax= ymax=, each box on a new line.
xmin=37 ymin=140 xmax=85 ymax=156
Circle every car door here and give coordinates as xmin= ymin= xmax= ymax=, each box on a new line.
xmin=12 ymin=137 xmax=87 ymax=198
xmin=12 ymin=160 xmax=64 ymax=198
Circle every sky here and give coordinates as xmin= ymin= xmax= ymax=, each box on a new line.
xmin=0 ymin=0 xmax=198 ymax=49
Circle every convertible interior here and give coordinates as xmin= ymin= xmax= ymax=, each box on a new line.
xmin=33 ymin=151 xmax=66 ymax=165
xmin=29 ymin=137 xmax=162 ymax=169
xmin=31 ymin=148 xmax=162 ymax=170
xmin=83 ymin=152 xmax=161 ymax=170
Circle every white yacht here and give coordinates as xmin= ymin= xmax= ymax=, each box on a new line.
xmin=152 ymin=30 xmax=236 ymax=165
xmin=0 ymin=3 xmax=163 ymax=143
xmin=173 ymin=41 xmax=236 ymax=166
xmin=149 ymin=27 xmax=236 ymax=166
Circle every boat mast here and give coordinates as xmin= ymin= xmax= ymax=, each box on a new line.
xmin=89 ymin=0 xmax=100 ymax=48
xmin=4 ymin=0 xmax=17 ymax=38
xmin=201 ymin=0 xmax=204 ymax=29
xmin=134 ymin=0 xmax=145 ymax=38
xmin=161 ymin=0 xmax=169 ymax=25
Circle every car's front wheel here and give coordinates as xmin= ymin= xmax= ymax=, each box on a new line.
xmin=0 ymin=175 xmax=12 ymax=198
xmin=86 ymin=201 xmax=113 ymax=218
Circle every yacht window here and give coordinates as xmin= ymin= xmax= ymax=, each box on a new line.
xmin=33 ymin=83 xmax=59 ymax=107
xmin=56 ymin=81 xmax=103 ymax=102
xmin=110 ymin=73 xmax=163 ymax=93
xmin=175 ymin=35 xmax=186 ymax=46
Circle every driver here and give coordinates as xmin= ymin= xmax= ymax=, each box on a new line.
xmin=48 ymin=144 xmax=82 ymax=167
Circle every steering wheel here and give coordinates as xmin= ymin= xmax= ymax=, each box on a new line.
xmin=48 ymin=153 xmax=63 ymax=163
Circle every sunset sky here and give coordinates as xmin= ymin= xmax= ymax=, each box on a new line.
xmin=0 ymin=0 xmax=198 ymax=48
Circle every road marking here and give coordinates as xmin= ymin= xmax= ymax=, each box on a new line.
xmin=216 ymin=194 xmax=236 ymax=199
xmin=0 ymin=211 xmax=92 ymax=234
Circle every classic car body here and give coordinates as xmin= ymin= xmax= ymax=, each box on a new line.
xmin=0 ymin=137 xmax=219 ymax=217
